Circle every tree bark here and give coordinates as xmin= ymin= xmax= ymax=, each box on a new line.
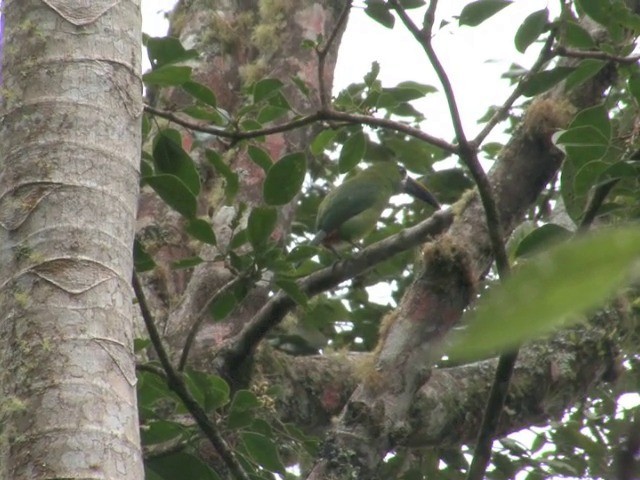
xmin=0 ymin=1 xmax=143 ymax=478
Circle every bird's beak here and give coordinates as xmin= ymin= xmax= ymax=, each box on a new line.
xmin=402 ymin=177 xmax=441 ymax=210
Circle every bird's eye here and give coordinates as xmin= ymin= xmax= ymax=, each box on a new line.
xmin=397 ymin=166 xmax=407 ymax=177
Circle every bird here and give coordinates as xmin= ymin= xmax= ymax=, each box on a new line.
xmin=311 ymin=162 xmax=440 ymax=249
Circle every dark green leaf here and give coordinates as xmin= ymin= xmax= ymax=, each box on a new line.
xmin=228 ymin=390 xmax=260 ymax=429
xmin=247 ymin=145 xmax=273 ymax=173
xmin=459 ymin=0 xmax=512 ymax=27
xmin=311 ymin=129 xmax=338 ymax=156
xmin=171 ymin=256 xmax=204 ymax=269
xmin=253 ymin=78 xmax=284 ymax=103
xmin=144 ymin=174 xmax=197 ymax=218
xmin=275 ymin=277 xmax=308 ymax=307
xmin=181 ymin=106 xmax=228 ymax=125
xmin=146 ymin=452 xmax=220 ymax=480
xmin=571 ymin=102 xmax=611 ymax=138
xmin=257 ymin=105 xmax=289 ymax=124
xmin=206 ymin=149 xmax=239 ymax=203
xmin=241 ymin=432 xmax=285 ymax=474
xmin=144 ymin=35 xmax=199 ymax=68
xmin=564 ymin=59 xmax=606 ymax=91
xmin=184 ymin=370 xmax=230 ymax=412
xmin=522 ymin=66 xmax=575 ymax=96
xmin=399 ymin=0 xmax=425 ymax=7
xmin=364 ymin=61 xmax=381 ymax=87
xmin=210 ymin=291 xmax=238 ymax=321
xmin=263 ymin=152 xmax=307 ymax=205
xmin=182 ymin=81 xmax=217 ymax=107
xmin=448 ymin=227 xmax=640 ymax=361
xmin=133 ymin=239 xmax=156 ymax=272
xmin=248 ymin=207 xmax=278 ymax=250
xmin=141 ymin=420 xmax=185 ymax=445
xmin=576 ymin=0 xmax=611 ymax=27
xmin=143 ymin=65 xmax=192 ymax=87
xmin=514 ymin=224 xmax=573 ymax=258
xmin=563 ymin=21 xmax=596 ymax=49
xmin=153 ymin=130 xmax=201 ymax=196
xmin=186 ymin=218 xmax=217 ymax=245
xmin=339 ymin=130 xmax=366 ymax=173
xmin=365 ymin=1 xmax=395 ymax=29
xmin=514 ymin=9 xmax=548 ymax=53
xmin=291 ymin=75 xmax=310 ymax=97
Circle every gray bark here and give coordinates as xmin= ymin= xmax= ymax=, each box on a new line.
xmin=0 ymin=1 xmax=143 ymax=478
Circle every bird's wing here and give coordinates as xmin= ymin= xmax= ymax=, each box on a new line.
xmin=315 ymin=181 xmax=386 ymax=234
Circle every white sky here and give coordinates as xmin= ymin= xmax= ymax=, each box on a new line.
xmin=141 ymin=0 xmax=551 ymax=143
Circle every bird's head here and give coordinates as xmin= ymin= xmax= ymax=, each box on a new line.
xmin=365 ymin=162 xmax=441 ymax=210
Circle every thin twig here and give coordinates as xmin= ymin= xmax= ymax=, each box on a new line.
xmin=390 ymin=0 xmax=510 ymax=278
xmin=317 ymin=1 xmax=352 ymax=108
xmin=553 ymin=45 xmax=640 ymax=64
xmin=578 ymin=178 xmax=619 ymax=232
xmin=133 ymin=273 xmax=250 ymax=480
xmin=216 ymin=208 xmax=453 ymax=376
xmin=466 ymin=350 xmax=518 ymax=480
xmin=144 ymin=104 xmax=457 ymax=154
xmin=178 ymin=274 xmax=248 ymax=371
xmin=474 ymin=32 xmax=556 ymax=146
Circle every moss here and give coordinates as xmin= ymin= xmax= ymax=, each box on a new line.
xmin=522 ymin=97 xmax=575 ymax=140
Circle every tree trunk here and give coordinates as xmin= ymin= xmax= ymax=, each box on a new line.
xmin=0 ymin=1 xmax=143 ymax=478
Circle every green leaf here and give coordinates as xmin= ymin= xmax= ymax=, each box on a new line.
xmin=399 ymin=0 xmax=425 ymax=7
xmin=247 ymin=145 xmax=273 ymax=173
xmin=576 ymin=0 xmax=611 ymax=27
xmin=311 ymin=129 xmax=338 ymax=156
xmin=228 ymin=390 xmax=260 ymax=429
xmin=144 ymin=35 xmax=199 ymax=68
xmin=514 ymin=224 xmax=573 ymax=258
xmin=563 ymin=21 xmax=596 ymax=49
xmin=133 ymin=239 xmax=156 ymax=272
xmin=554 ymin=125 xmax=609 ymax=166
xmin=522 ymin=66 xmax=575 ymax=96
xmin=248 ymin=207 xmax=277 ymax=250
xmin=263 ymin=152 xmax=307 ymax=205
xmin=572 ymin=103 xmax=611 ymax=138
xmin=146 ymin=452 xmax=220 ymax=480
xmin=253 ymin=78 xmax=284 ymax=103
xmin=365 ymin=1 xmax=395 ymax=29
xmin=184 ymin=370 xmax=230 ymax=412
xmin=276 ymin=277 xmax=308 ymax=307
xmin=459 ymin=0 xmax=511 ymax=27
xmin=514 ymin=9 xmax=548 ymax=53
xmin=141 ymin=420 xmax=185 ymax=445
xmin=564 ymin=59 xmax=606 ymax=91
xmin=206 ymin=149 xmax=239 ymax=203
xmin=241 ymin=432 xmax=286 ymax=474
xmin=210 ymin=291 xmax=238 ymax=321
xmin=153 ymin=130 xmax=201 ymax=196
xmin=143 ymin=65 xmax=192 ymax=87
xmin=171 ymin=256 xmax=204 ymax=269
xmin=144 ymin=174 xmax=197 ymax=218
xmin=339 ymin=130 xmax=366 ymax=173
xmin=448 ymin=227 xmax=640 ymax=361
xmin=182 ymin=81 xmax=217 ymax=107
xmin=186 ymin=218 xmax=217 ymax=245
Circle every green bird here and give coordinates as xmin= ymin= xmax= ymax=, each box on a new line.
xmin=312 ymin=162 xmax=440 ymax=248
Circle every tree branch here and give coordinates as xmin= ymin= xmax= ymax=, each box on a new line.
xmin=143 ymin=104 xmax=457 ymax=154
xmin=215 ymin=209 xmax=453 ymax=377
xmin=316 ymin=0 xmax=352 ymax=108
xmin=553 ymin=45 xmax=640 ymax=64
xmin=132 ymin=273 xmax=250 ymax=480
